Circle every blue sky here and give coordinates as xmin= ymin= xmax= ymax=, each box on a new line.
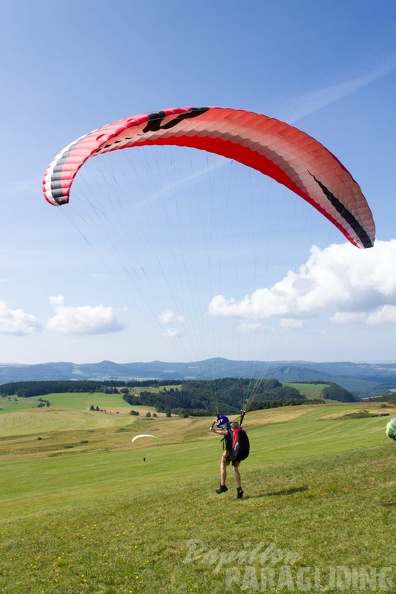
xmin=0 ymin=0 xmax=395 ymax=365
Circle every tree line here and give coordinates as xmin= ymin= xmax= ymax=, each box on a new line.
xmin=122 ymin=378 xmax=308 ymax=416
xmin=0 ymin=380 xmax=123 ymax=398
xmin=0 ymin=377 xmax=358 ymax=416
xmin=0 ymin=379 xmax=187 ymax=399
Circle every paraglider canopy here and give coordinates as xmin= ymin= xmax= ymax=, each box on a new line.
xmin=131 ymin=434 xmax=160 ymax=444
xmin=42 ymin=106 xmax=375 ymax=249
xmin=385 ymin=418 xmax=396 ymax=441
xmin=41 ymin=106 xmax=376 ymax=396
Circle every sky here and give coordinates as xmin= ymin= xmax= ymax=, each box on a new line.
xmin=0 ymin=0 xmax=395 ymax=366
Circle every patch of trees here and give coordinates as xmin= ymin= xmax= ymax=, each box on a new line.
xmin=122 ymin=378 xmax=306 ymax=416
xmin=290 ymin=381 xmax=329 ymax=385
xmin=125 ymin=379 xmax=182 ymax=388
xmin=367 ymin=393 xmax=396 ymax=405
xmin=0 ymin=380 xmax=121 ymax=398
xmin=0 ymin=377 xmax=357 ymax=415
xmin=321 ymin=383 xmax=358 ymax=402
xmin=249 ymin=398 xmax=325 ymax=411
xmin=0 ymin=379 xmax=184 ymax=399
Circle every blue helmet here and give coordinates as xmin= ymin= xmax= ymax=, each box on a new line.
xmin=216 ymin=415 xmax=229 ymax=427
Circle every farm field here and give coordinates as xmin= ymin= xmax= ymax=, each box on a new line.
xmin=283 ymin=382 xmax=330 ymax=399
xmin=0 ymin=391 xmax=157 ymax=414
xmin=0 ymin=396 xmax=395 ymax=593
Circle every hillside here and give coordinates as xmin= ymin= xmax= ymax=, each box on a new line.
xmin=0 ymin=358 xmax=395 ymax=397
xmin=0 ymin=378 xmax=360 ymax=413
xmin=0 ymin=395 xmax=395 ymax=594
xmin=1 ymin=398 xmax=395 ymax=593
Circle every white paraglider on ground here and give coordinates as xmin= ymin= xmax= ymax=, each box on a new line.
xmin=385 ymin=417 xmax=396 ymax=441
xmin=131 ymin=434 xmax=160 ymax=444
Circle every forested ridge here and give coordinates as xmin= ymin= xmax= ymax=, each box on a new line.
xmin=0 ymin=380 xmax=124 ymax=398
xmin=0 ymin=378 xmax=359 ymax=416
xmin=123 ymin=378 xmax=308 ymax=416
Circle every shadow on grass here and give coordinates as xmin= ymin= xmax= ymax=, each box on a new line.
xmin=246 ymin=485 xmax=308 ymax=499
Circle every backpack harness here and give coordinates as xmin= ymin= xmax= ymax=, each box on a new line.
xmin=221 ymin=420 xmax=250 ymax=462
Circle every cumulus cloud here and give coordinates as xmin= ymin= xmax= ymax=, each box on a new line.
xmin=159 ymin=310 xmax=185 ymax=325
xmin=208 ymin=240 xmax=396 ymax=328
xmin=47 ymin=295 xmax=126 ymax=335
xmin=367 ymin=305 xmax=396 ymax=325
xmin=159 ymin=309 xmax=185 ymax=338
xmin=330 ymin=312 xmax=367 ymax=325
xmin=0 ymin=300 xmax=39 ymax=335
xmin=162 ymin=327 xmax=185 ymax=338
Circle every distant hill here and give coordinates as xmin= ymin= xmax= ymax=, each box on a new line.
xmin=0 ymin=358 xmax=395 ymax=398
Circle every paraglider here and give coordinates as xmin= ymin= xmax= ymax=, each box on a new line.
xmin=42 ymin=106 xmax=375 ymax=249
xmin=42 ymin=106 xmax=376 ymax=409
xmin=385 ymin=418 xmax=396 ymax=441
xmin=131 ymin=434 xmax=160 ymax=444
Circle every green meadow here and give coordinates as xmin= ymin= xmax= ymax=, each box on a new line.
xmin=0 ymin=392 xmax=395 ymax=593
xmin=283 ymin=383 xmax=330 ymax=400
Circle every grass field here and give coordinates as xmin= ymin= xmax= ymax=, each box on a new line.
xmin=283 ymin=382 xmax=330 ymax=399
xmin=0 ymin=395 xmax=395 ymax=593
xmin=0 ymin=391 xmax=158 ymax=414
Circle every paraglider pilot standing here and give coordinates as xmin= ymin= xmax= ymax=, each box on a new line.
xmin=210 ymin=414 xmax=249 ymax=499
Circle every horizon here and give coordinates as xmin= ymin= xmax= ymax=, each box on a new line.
xmin=1 ymin=356 xmax=395 ymax=366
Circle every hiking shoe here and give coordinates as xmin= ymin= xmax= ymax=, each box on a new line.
xmin=237 ymin=487 xmax=244 ymax=499
xmin=215 ymin=485 xmax=228 ymax=494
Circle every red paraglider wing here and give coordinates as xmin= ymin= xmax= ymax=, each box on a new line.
xmin=42 ymin=106 xmax=375 ymax=249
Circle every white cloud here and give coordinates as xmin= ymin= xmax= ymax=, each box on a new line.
xmin=161 ymin=327 xmax=185 ymax=338
xmin=332 ymin=305 xmax=396 ymax=326
xmin=47 ymin=295 xmax=126 ymax=335
xmin=0 ymin=300 xmax=39 ymax=335
xmin=367 ymin=305 xmax=396 ymax=325
xmin=159 ymin=309 xmax=185 ymax=339
xmin=208 ymin=240 xmax=396 ymax=327
xmin=159 ymin=310 xmax=185 ymax=324
xmin=331 ymin=312 xmax=367 ymax=325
